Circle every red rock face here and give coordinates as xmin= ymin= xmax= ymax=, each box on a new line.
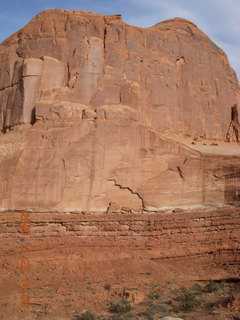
xmin=1 ymin=10 xmax=239 ymax=136
xmin=0 ymin=11 xmax=240 ymax=320
xmin=0 ymin=9 xmax=239 ymax=212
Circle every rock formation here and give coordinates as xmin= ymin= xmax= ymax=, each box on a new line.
xmin=0 ymin=10 xmax=240 ymax=319
xmin=0 ymin=10 xmax=240 ymax=212
xmin=0 ymin=9 xmax=240 ymax=213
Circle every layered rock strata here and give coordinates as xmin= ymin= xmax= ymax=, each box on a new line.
xmin=0 ymin=208 xmax=239 ymax=318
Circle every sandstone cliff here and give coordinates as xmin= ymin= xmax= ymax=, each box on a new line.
xmin=0 ymin=9 xmax=239 ymax=212
xmin=0 ymin=10 xmax=240 ymax=320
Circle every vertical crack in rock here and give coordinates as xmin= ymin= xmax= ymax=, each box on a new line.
xmin=40 ymin=20 xmax=44 ymax=33
xmin=103 ymin=25 xmax=107 ymax=51
xmin=183 ymin=156 xmax=188 ymax=165
xmin=106 ymin=202 xmax=111 ymax=213
xmin=107 ymin=179 xmax=144 ymax=209
xmin=66 ymin=62 xmax=70 ymax=86
xmin=177 ymin=166 xmax=184 ymax=180
xmin=214 ymin=79 xmax=219 ymax=96
xmin=64 ymin=15 xmax=69 ymax=32
xmin=175 ymin=32 xmax=181 ymax=42
xmin=53 ymin=18 xmax=57 ymax=45
xmin=168 ymin=166 xmax=185 ymax=180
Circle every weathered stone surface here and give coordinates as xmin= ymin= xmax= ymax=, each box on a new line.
xmin=1 ymin=120 xmax=240 ymax=212
xmin=0 ymin=9 xmax=240 ymax=213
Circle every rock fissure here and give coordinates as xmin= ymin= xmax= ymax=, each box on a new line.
xmin=177 ymin=166 xmax=184 ymax=180
xmin=107 ymin=178 xmax=144 ymax=210
xmin=0 ymin=81 xmax=20 ymax=92
xmin=106 ymin=202 xmax=111 ymax=213
xmin=53 ymin=18 xmax=57 ymax=45
xmin=103 ymin=25 xmax=107 ymax=51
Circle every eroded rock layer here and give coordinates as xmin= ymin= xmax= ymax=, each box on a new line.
xmin=0 ymin=208 xmax=240 ymax=319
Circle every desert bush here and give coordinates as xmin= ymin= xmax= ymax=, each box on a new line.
xmin=109 ymin=300 xmax=132 ymax=314
xmin=204 ymin=281 xmax=222 ymax=293
xmin=176 ymin=288 xmax=201 ymax=312
xmin=192 ymin=283 xmax=203 ymax=296
xmin=206 ymin=295 xmax=231 ymax=310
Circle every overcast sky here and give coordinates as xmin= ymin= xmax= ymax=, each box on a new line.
xmin=0 ymin=0 xmax=239 ymax=80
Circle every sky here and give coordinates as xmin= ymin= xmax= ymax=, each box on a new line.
xmin=0 ymin=0 xmax=239 ymax=80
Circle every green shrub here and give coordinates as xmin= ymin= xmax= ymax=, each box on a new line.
xmin=109 ymin=300 xmax=132 ymax=314
xmin=204 ymin=281 xmax=221 ymax=293
xmin=177 ymin=288 xmax=201 ymax=312
xmin=192 ymin=283 xmax=203 ymax=295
